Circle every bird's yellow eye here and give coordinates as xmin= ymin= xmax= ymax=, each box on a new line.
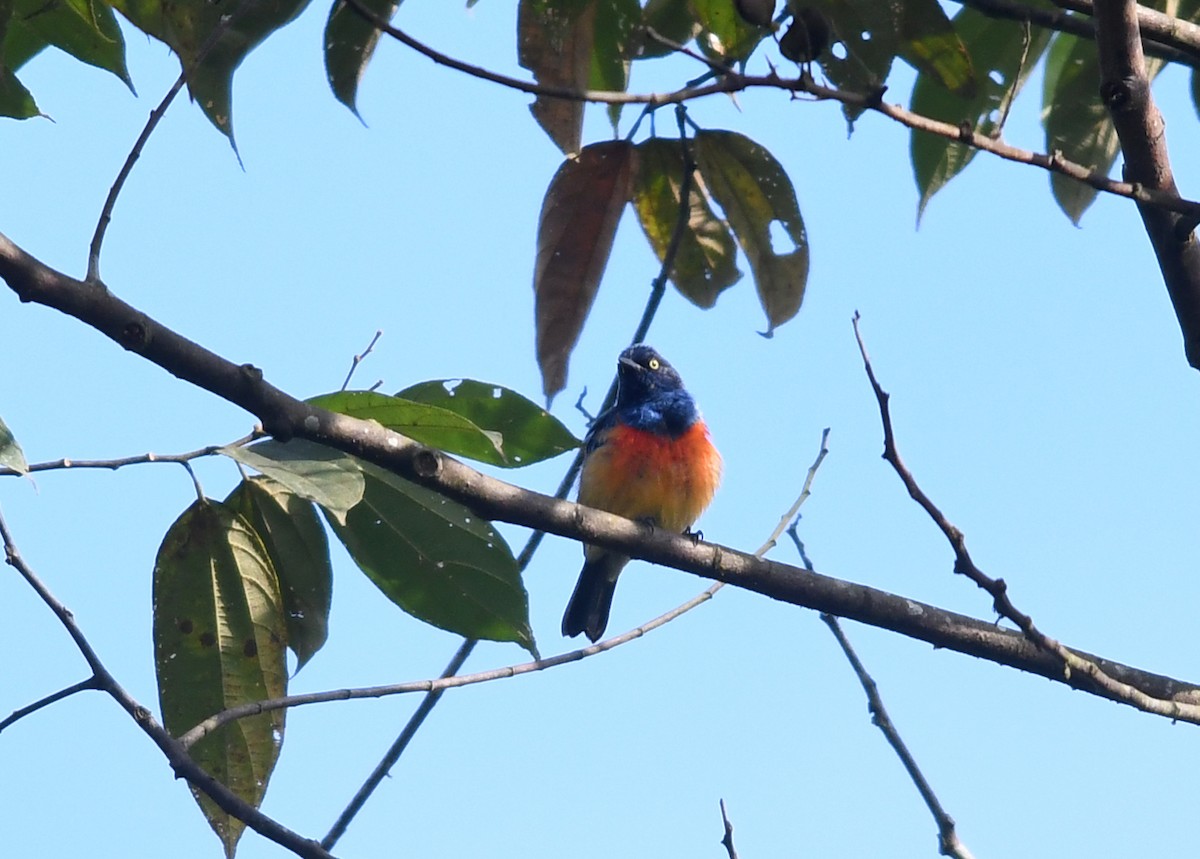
xmin=648 ymin=358 xmax=660 ymax=371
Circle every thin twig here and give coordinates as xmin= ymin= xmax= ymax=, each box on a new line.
xmin=719 ymin=799 xmax=740 ymax=859
xmin=0 ymin=677 xmax=101 ymax=733
xmin=87 ymin=0 xmax=262 ymax=282
xmin=340 ymin=330 xmax=383 ymax=391
xmin=820 ymin=614 xmax=976 ymax=859
xmin=0 ymin=432 xmax=259 ymax=478
xmin=343 ymin=1 xmax=1200 ymax=219
xmin=0 ymin=505 xmax=336 ymax=859
xmin=851 ymin=311 xmax=1196 ymax=722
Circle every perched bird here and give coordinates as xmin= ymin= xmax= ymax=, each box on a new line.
xmin=562 ymin=344 xmax=722 ymax=642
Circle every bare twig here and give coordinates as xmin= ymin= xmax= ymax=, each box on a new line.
xmin=1054 ymin=0 xmax=1200 ymax=58
xmin=820 ymin=614 xmax=976 ymax=859
xmin=0 ymin=505 xmax=336 ymax=859
xmin=87 ymin=0 xmax=262 ymax=282
xmin=339 ymin=330 xmax=383 ymax=391
xmin=338 ymin=0 xmax=1200 ymax=220
xmin=719 ymin=799 xmax=740 ymax=859
xmin=0 ymin=677 xmax=101 ymax=733
xmin=0 ymin=432 xmax=259 ymax=478
xmin=851 ymin=311 xmax=1200 ymax=721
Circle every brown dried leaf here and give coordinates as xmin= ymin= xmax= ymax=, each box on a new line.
xmin=518 ymin=0 xmax=596 ymax=154
xmin=534 ymin=140 xmax=637 ymax=399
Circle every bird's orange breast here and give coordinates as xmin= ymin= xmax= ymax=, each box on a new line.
xmin=578 ymin=421 xmax=721 ymax=534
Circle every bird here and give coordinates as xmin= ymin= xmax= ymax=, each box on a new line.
xmin=562 ymin=344 xmax=722 ymax=642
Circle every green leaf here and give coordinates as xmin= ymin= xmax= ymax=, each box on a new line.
xmin=226 ymin=478 xmax=332 ymax=672
xmin=308 ymin=390 xmax=509 ymax=466
xmin=694 ymin=130 xmax=808 ymax=334
xmin=5 ymin=0 xmax=131 ymax=87
xmin=632 ymin=136 xmax=742 ymax=308
xmin=324 ymin=0 xmax=402 ymax=116
xmin=327 ymin=461 xmax=536 ymax=655
xmin=395 ymin=379 xmax=582 ymax=466
xmin=911 ymin=7 xmax=1051 ymax=218
xmin=219 ymin=439 xmax=365 ymax=525
xmin=897 ymin=0 xmax=973 ymax=97
xmin=0 ymin=64 xmax=38 ymax=118
xmin=0 ymin=415 xmax=28 ymax=474
xmin=1042 ymin=32 xmax=1167 ymax=224
xmin=154 ymin=500 xmax=287 ymax=859
xmin=692 ymin=0 xmax=768 ymax=63
xmin=518 ymin=0 xmax=593 ymax=154
xmin=804 ymin=0 xmax=900 ymax=126
xmin=591 ymin=0 xmax=638 ymax=130
xmin=112 ymin=0 xmax=310 ymax=140
xmin=534 ymin=139 xmax=637 ymax=399
xmin=638 ymin=0 xmax=699 ymax=59
xmin=1193 ymin=66 xmax=1200 ymax=121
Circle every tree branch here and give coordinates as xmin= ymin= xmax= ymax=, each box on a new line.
xmin=1055 ymin=0 xmax=1200 ymax=57
xmin=0 ymin=505 xmax=337 ymax=859
xmin=1091 ymin=0 xmax=1200 ymax=370
xmin=0 ymin=677 xmax=101 ymax=733
xmin=3 ymin=236 xmax=1200 ymax=724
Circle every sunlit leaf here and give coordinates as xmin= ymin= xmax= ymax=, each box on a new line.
xmin=219 ymin=439 xmax=365 ymax=524
xmin=694 ymin=130 xmax=808 ymax=333
xmin=911 ymin=7 xmax=1051 ymax=218
xmin=534 ymin=139 xmax=637 ymax=399
xmin=308 ymin=390 xmax=508 ymax=464
xmin=324 ymin=0 xmax=402 ymax=116
xmin=693 ymin=0 xmax=768 ymax=63
xmin=632 ymin=137 xmax=741 ymax=308
xmin=326 ymin=461 xmax=536 ymax=655
xmin=226 ymin=478 xmax=332 ymax=672
xmin=396 ymin=379 xmax=581 ymax=466
xmin=896 ymin=0 xmax=973 ymax=99
xmin=154 ymin=500 xmax=287 ymax=859
xmin=0 ymin=415 xmax=28 ymax=474
xmin=112 ymin=0 xmax=310 ymax=140
xmin=1042 ymin=31 xmax=1168 ymax=224
xmin=5 ymin=0 xmax=131 ymax=87
xmin=518 ymin=0 xmax=594 ymax=154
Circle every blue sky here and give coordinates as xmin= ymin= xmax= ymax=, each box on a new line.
xmin=3 ymin=2 xmax=1200 ymax=857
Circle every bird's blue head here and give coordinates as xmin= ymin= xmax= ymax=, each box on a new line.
xmin=616 ymin=344 xmax=685 ymax=405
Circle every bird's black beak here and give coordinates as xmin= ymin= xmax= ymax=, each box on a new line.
xmin=618 ymin=356 xmax=642 ymax=373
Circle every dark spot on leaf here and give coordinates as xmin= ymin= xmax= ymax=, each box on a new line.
xmin=178 ymin=618 xmax=194 ymax=634
xmin=243 ymin=638 xmax=258 ymax=658
xmin=199 ymin=631 xmax=216 ymax=647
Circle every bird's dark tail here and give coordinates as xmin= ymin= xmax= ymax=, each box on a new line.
xmin=561 ymin=553 xmax=629 ymax=642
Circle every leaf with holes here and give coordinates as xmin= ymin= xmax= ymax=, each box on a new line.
xmin=219 ymin=439 xmax=365 ymax=525
xmin=154 ymin=500 xmax=287 ymax=859
xmin=324 ymin=0 xmax=403 ymax=116
xmin=112 ymin=0 xmax=310 ymax=141
xmin=1043 ymin=31 xmax=1168 ymax=224
xmin=395 ymin=379 xmax=580 ymax=467
xmin=518 ymin=0 xmax=594 ymax=154
xmin=632 ymin=137 xmax=741 ymax=308
xmin=226 ymin=478 xmax=332 ymax=672
xmin=308 ymin=390 xmax=510 ymax=465
xmin=0 ymin=415 xmax=28 ymax=474
xmin=535 ymin=140 xmax=637 ymax=399
xmin=911 ymin=6 xmax=1051 ymax=219
xmin=327 ymin=462 xmax=536 ymax=655
xmin=694 ymin=130 xmax=808 ymax=334
xmin=803 ymin=0 xmax=900 ymax=126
